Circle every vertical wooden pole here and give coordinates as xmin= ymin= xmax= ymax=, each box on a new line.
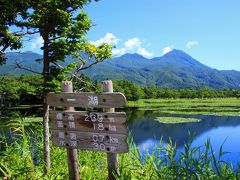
xmin=101 ymin=80 xmax=119 ymax=180
xmin=43 ymin=99 xmax=50 ymax=174
xmin=61 ymin=81 xmax=80 ymax=180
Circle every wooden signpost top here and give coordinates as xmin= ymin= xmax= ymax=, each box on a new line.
xmin=46 ymin=92 xmax=126 ymax=108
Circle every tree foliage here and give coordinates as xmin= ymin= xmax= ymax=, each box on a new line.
xmin=1 ymin=75 xmax=239 ymax=106
xmin=0 ymin=1 xmax=29 ymax=64
xmin=113 ymin=79 xmax=240 ymax=100
xmin=0 ymin=0 xmax=112 ymax=172
xmin=1 ymin=0 xmax=112 ymax=89
xmin=0 ymin=75 xmax=43 ymax=106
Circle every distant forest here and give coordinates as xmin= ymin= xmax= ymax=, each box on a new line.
xmin=0 ymin=74 xmax=240 ymax=107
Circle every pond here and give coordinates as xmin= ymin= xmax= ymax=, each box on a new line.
xmin=1 ymin=107 xmax=240 ymax=170
xmin=126 ymin=108 xmax=240 ymax=170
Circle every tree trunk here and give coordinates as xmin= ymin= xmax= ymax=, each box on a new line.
xmin=42 ymin=17 xmax=51 ymax=175
xmin=43 ymin=99 xmax=50 ymax=174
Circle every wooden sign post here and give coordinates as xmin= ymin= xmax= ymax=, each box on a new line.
xmin=47 ymin=80 xmax=128 ymax=180
xmin=61 ymin=81 xmax=80 ymax=180
xmin=102 ymin=80 xmax=119 ymax=180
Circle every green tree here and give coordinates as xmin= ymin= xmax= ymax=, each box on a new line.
xmin=73 ymin=74 xmax=101 ymax=92
xmin=0 ymin=76 xmax=21 ymax=106
xmin=1 ymin=0 xmax=112 ymax=173
xmin=0 ymin=1 xmax=30 ymax=64
xmin=113 ymin=80 xmax=144 ymax=101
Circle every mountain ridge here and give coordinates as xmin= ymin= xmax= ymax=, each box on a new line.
xmin=1 ymin=49 xmax=240 ymax=89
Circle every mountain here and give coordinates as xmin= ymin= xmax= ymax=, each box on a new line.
xmin=0 ymin=51 xmax=43 ymax=74
xmin=1 ymin=49 xmax=240 ymax=89
xmin=83 ymin=49 xmax=240 ymax=89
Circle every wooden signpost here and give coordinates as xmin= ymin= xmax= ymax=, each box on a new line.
xmin=47 ymin=80 xmax=128 ymax=180
xmin=46 ymin=92 xmax=126 ymax=108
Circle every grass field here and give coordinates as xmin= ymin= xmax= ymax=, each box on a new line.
xmin=127 ymin=98 xmax=240 ymax=116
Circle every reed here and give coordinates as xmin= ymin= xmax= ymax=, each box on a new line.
xmin=0 ymin=119 xmax=239 ymax=179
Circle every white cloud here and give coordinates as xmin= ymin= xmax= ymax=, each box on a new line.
xmin=31 ymin=37 xmax=43 ymax=49
xmin=91 ymin=33 xmax=119 ymax=46
xmin=114 ymin=37 xmax=153 ymax=57
xmin=124 ymin=38 xmax=141 ymax=50
xmin=186 ymin=41 xmax=198 ymax=48
xmin=112 ymin=48 xmax=127 ymax=56
xmin=162 ymin=46 xmax=173 ymax=55
xmin=137 ymin=48 xmax=153 ymax=57
xmin=91 ymin=33 xmax=153 ymax=58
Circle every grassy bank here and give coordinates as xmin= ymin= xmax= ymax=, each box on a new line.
xmin=155 ymin=117 xmax=201 ymax=124
xmin=1 ymin=122 xmax=240 ymax=179
xmin=127 ymin=98 xmax=240 ymax=116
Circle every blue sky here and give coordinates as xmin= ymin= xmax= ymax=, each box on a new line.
xmin=21 ymin=0 xmax=240 ymax=71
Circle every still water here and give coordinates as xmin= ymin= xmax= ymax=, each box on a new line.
xmin=1 ymin=107 xmax=240 ymax=169
xmin=126 ymin=109 xmax=240 ymax=169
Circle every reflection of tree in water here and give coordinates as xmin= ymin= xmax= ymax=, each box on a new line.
xmin=127 ymin=109 xmax=240 ymax=147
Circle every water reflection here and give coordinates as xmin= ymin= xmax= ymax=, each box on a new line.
xmin=126 ymin=109 xmax=240 ymax=168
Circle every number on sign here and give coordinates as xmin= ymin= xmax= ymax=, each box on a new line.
xmin=92 ymin=143 xmax=106 ymax=151
xmin=92 ymin=134 xmax=106 ymax=151
xmin=100 ymin=143 xmax=106 ymax=151
xmin=85 ymin=113 xmax=104 ymax=123
xmin=93 ymin=142 xmax=98 ymax=150
xmin=98 ymin=114 xmax=103 ymax=122
xmin=84 ymin=114 xmax=89 ymax=121
xmin=89 ymin=113 xmax=97 ymax=122
xmin=93 ymin=123 xmax=104 ymax=131
xmin=92 ymin=134 xmax=104 ymax=142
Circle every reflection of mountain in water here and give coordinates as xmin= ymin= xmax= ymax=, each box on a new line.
xmin=126 ymin=109 xmax=240 ymax=147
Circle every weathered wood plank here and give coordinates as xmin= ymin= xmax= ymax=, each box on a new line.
xmin=46 ymin=92 xmax=126 ymax=108
xmin=50 ymin=119 xmax=128 ymax=135
xmin=49 ymin=111 xmax=127 ymax=124
xmin=52 ymin=130 xmax=128 ymax=153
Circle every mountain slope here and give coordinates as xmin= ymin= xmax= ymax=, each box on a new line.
xmin=0 ymin=52 xmax=43 ymax=74
xmin=83 ymin=49 xmax=240 ymax=89
xmin=1 ymin=49 xmax=240 ymax=89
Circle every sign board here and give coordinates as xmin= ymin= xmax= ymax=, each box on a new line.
xmin=50 ymin=120 xmax=128 ymax=134
xmin=52 ymin=130 xmax=128 ymax=153
xmin=49 ymin=111 xmax=127 ymax=124
xmin=46 ymin=92 xmax=126 ymax=108
xmin=47 ymin=91 xmax=129 ymax=154
xmin=50 ymin=110 xmax=128 ymax=134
